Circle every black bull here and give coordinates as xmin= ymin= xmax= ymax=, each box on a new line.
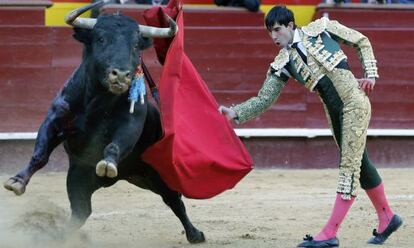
xmin=3 ymin=10 xmax=205 ymax=244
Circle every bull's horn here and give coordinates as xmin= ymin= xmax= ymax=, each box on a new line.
xmin=64 ymin=0 xmax=110 ymax=29
xmin=138 ymin=15 xmax=178 ymax=38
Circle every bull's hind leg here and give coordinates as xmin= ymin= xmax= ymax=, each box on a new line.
xmin=164 ymin=191 xmax=206 ymax=244
xmin=66 ymin=165 xmax=101 ymax=231
xmin=141 ymin=169 xmax=206 ymax=244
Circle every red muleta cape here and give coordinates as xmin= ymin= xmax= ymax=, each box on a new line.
xmin=142 ymin=0 xmax=253 ymax=199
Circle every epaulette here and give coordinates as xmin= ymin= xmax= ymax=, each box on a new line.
xmin=270 ymin=48 xmax=289 ymax=77
xmin=302 ymin=17 xmax=329 ymax=37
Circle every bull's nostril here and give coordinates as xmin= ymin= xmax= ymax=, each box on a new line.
xmin=109 ymin=68 xmax=131 ymax=80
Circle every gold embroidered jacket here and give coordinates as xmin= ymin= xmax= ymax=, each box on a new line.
xmin=232 ymin=17 xmax=378 ymax=123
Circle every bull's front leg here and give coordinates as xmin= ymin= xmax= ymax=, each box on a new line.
xmin=4 ymin=97 xmax=73 ymax=195
xmin=95 ymin=143 xmax=120 ymax=178
xmin=96 ymin=108 xmax=146 ymax=178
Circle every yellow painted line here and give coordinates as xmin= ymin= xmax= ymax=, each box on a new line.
xmin=45 ymin=2 xmax=91 ymax=27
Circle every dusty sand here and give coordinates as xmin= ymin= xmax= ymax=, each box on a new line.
xmin=0 ymin=168 xmax=413 ymax=248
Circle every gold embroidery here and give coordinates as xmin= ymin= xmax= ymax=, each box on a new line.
xmin=328 ymin=51 xmax=347 ymax=67
xmin=321 ymin=50 xmax=332 ymax=62
xmin=304 ymin=53 xmax=325 ymax=91
xmin=304 ymin=38 xmax=347 ymax=72
xmin=325 ymin=19 xmax=379 ymax=78
xmin=301 ymin=18 xmax=379 ymax=78
xmin=307 ymin=43 xmax=325 ymax=54
xmin=270 ymin=49 xmax=290 ymax=77
xmin=325 ymin=51 xmax=347 ymax=71
xmin=289 ymin=48 xmax=314 ymax=87
xmin=326 ymin=68 xmax=371 ymax=199
xmin=301 ymin=70 xmax=311 ymax=81
xmin=301 ymin=17 xmax=328 ymax=37
xmin=294 ymin=58 xmax=304 ymax=72
xmin=231 ymin=68 xmax=287 ymax=123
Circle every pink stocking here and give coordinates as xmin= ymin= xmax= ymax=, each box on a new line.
xmin=365 ymin=183 xmax=394 ymax=233
xmin=314 ymin=193 xmax=355 ymax=241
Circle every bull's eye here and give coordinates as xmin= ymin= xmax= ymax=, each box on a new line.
xmin=98 ymin=37 xmax=105 ymax=43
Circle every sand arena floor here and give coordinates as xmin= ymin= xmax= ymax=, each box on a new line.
xmin=0 ymin=168 xmax=413 ymax=248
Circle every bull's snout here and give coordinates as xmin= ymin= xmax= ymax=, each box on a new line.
xmin=107 ymin=68 xmax=132 ymax=94
xmin=110 ymin=68 xmax=131 ymax=81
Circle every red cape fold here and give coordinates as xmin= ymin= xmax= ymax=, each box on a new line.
xmin=142 ymin=0 xmax=253 ymax=199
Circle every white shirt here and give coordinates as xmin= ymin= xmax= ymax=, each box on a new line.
xmin=280 ymin=29 xmax=307 ymax=78
xmin=289 ymin=28 xmax=308 ymax=57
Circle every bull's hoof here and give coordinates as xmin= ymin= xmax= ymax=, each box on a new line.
xmin=96 ymin=160 xmax=118 ymax=178
xmin=187 ymin=229 xmax=206 ymax=244
xmin=3 ymin=176 xmax=26 ymax=196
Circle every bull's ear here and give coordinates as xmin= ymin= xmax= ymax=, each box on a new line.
xmin=138 ymin=36 xmax=153 ymax=50
xmin=73 ymin=28 xmax=92 ymax=44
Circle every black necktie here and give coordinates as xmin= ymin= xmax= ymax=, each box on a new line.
xmin=292 ymin=42 xmax=307 ymax=64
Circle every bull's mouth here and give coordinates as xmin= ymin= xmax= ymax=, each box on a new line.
xmin=108 ymin=81 xmax=130 ymax=94
xmin=106 ymin=72 xmax=132 ymax=94
xmin=106 ymin=68 xmax=132 ymax=94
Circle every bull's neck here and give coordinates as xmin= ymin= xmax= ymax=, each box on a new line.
xmin=79 ymin=61 xmax=125 ymax=114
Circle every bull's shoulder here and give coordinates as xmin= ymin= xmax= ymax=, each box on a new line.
xmin=59 ymin=68 xmax=88 ymax=111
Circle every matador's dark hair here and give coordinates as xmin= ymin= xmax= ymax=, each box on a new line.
xmin=265 ymin=5 xmax=296 ymax=31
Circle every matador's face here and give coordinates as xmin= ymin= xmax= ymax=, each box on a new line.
xmin=269 ymin=21 xmax=295 ymax=48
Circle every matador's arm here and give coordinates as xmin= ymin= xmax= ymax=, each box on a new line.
xmin=231 ymin=67 xmax=288 ymax=124
xmin=325 ymin=19 xmax=379 ymax=79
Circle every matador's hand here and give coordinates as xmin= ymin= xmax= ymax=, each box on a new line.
xmin=218 ymin=106 xmax=237 ymax=121
xmin=357 ymin=78 xmax=376 ymax=95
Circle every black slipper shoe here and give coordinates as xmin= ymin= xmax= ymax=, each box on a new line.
xmin=297 ymin=234 xmax=339 ymax=247
xmin=367 ymin=214 xmax=403 ymax=245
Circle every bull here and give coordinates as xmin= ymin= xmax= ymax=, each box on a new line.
xmin=3 ymin=0 xmax=205 ymax=243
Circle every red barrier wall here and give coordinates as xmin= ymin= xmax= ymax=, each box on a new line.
xmin=1 ymin=4 xmax=414 ymax=131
